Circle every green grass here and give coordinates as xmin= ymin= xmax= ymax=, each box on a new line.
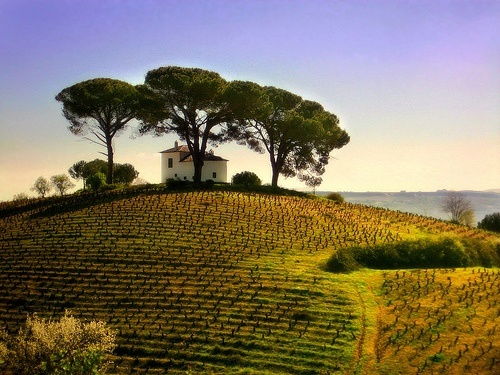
xmin=0 ymin=189 xmax=499 ymax=374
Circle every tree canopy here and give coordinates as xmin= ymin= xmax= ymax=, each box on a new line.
xmin=138 ymin=66 xmax=235 ymax=183
xmin=56 ymin=78 xmax=142 ymax=184
xmin=58 ymin=67 xmax=349 ymax=188
xmin=31 ymin=176 xmax=52 ymax=197
xmin=69 ymin=159 xmax=139 ymax=187
xmin=50 ymin=174 xmax=75 ymax=196
xmin=229 ymin=82 xmax=350 ymax=187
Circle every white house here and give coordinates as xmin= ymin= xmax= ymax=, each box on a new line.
xmin=160 ymin=141 xmax=228 ymax=183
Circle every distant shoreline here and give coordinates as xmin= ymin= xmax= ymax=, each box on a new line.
xmin=316 ymin=190 xmax=500 ymax=222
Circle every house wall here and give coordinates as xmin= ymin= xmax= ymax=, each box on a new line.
xmin=201 ymin=160 xmax=228 ymax=182
xmin=161 ymin=152 xmax=228 ymax=183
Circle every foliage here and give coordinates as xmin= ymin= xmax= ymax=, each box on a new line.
xmin=51 ymin=174 xmax=75 ymax=196
xmin=0 ymin=336 xmax=7 ymax=365
xmin=325 ymin=192 xmax=344 ymax=203
xmin=113 ymin=163 xmax=139 ymax=185
xmin=68 ymin=160 xmax=88 ymax=187
xmin=478 ymin=212 xmax=500 ymax=233
xmin=82 ymin=159 xmax=108 ymax=179
xmin=1 ymin=311 xmax=115 ymax=375
xmin=31 ymin=176 xmax=52 ymax=197
xmin=139 ymin=66 xmax=234 ymax=183
xmin=70 ymin=160 xmax=139 ymax=188
xmin=56 ymin=78 xmax=142 ymax=184
xmin=326 ymin=237 xmax=499 ymax=273
xmin=441 ymin=191 xmax=475 ymax=225
xmin=165 ymin=178 xmax=216 ymax=191
xmin=231 ymin=171 xmax=262 ymax=187
xmin=12 ymin=192 xmax=29 ymax=201
xmin=228 ymin=81 xmax=350 ymax=187
xmin=85 ymin=172 xmax=106 ymax=192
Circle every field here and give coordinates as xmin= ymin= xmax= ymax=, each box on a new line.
xmin=0 ymin=189 xmax=499 ymax=374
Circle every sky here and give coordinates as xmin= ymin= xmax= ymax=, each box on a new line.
xmin=1 ymin=0 xmax=499 ymax=201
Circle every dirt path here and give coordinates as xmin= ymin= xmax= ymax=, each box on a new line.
xmin=347 ymin=274 xmax=382 ymax=375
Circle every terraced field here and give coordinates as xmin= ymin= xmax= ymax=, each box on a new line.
xmin=0 ymin=190 xmax=498 ymax=374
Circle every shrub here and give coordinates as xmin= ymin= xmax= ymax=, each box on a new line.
xmin=325 ymin=192 xmax=344 ymax=203
xmin=12 ymin=193 xmax=29 ymax=202
xmin=101 ymin=183 xmax=125 ymax=191
xmin=166 ymin=178 xmax=191 ymax=190
xmin=478 ymin=212 xmax=500 ymax=233
xmin=326 ymin=237 xmax=497 ymax=273
xmin=325 ymin=250 xmax=360 ymax=273
xmin=2 ymin=311 xmax=115 ymax=375
xmin=86 ymin=172 xmax=106 ymax=192
xmin=232 ymin=171 xmax=262 ymax=187
xmin=459 ymin=237 xmax=500 ymax=268
xmin=0 ymin=338 xmax=7 ymax=366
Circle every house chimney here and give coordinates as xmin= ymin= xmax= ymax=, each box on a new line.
xmin=174 ymin=141 xmax=178 ymax=150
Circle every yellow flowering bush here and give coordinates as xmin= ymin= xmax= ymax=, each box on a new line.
xmin=1 ymin=311 xmax=115 ymax=375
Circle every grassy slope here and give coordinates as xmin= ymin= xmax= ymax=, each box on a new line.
xmin=0 ymin=190 xmax=498 ymax=374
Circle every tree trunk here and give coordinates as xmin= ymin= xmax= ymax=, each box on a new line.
xmin=270 ymin=153 xmax=281 ymax=188
xmin=271 ymin=169 xmax=279 ymax=188
xmin=106 ymin=138 xmax=114 ymax=184
xmin=192 ymin=154 xmax=204 ymax=184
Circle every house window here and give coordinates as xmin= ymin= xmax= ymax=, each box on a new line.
xmin=167 ymin=158 xmax=173 ymax=168
xmin=212 ymin=172 xmax=217 ymax=179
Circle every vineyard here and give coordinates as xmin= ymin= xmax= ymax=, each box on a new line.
xmin=0 ymin=189 xmax=498 ymax=374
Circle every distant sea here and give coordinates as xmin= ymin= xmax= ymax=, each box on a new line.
xmin=317 ymin=191 xmax=500 ymax=223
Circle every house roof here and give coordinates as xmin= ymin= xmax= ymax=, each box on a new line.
xmin=180 ymin=153 xmax=228 ymax=162
xmin=159 ymin=144 xmax=190 ymax=153
xmin=160 ymin=142 xmax=228 ymax=162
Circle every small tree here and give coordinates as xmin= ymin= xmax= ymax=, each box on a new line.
xmin=441 ymin=191 xmax=475 ymax=225
xmin=478 ymin=212 xmax=500 ymax=233
xmin=2 ymin=311 xmax=115 ymax=375
xmin=232 ymin=171 xmax=262 ymax=187
xmin=30 ymin=176 xmax=52 ymax=198
xmin=114 ymin=163 xmax=139 ymax=185
xmin=68 ymin=160 xmax=87 ymax=188
xmin=50 ymin=174 xmax=75 ymax=196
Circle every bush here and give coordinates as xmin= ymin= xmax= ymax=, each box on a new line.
xmin=0 ymin=339 xmax=7 ymax=366
xmin=86 ymin=172 xmax=106 ymax=192
xmin=232 ymin=171 xmax=262 ymax=187
xmin=325 ymin=250 xmax=360 ymax=273
xmin=325 ymin=192 xmax=344 ymax=203
xmin=166 ymin=178 xmax=191 ymax=190
xmin=325 ymin=237 xmax=498 ymax=273
xmin=1 ymin=311 xmax=115 ymax=375
xmin=101 ymin=183 xmax=125 ymax=191
xmin=478 ymin=212 xmax=500 ymax=233
xmin=12 ymin=193 xmax=29 ymax=202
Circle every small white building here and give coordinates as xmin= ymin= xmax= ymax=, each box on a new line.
xmin=160 ymin=141 xmax=228 ymax=183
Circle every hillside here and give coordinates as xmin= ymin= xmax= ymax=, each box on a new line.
xmin=0 ymin=190 xmax=499 ymax=374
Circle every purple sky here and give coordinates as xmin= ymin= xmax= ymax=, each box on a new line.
xmin=1 ymin=0 xmax=499 ymax=200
